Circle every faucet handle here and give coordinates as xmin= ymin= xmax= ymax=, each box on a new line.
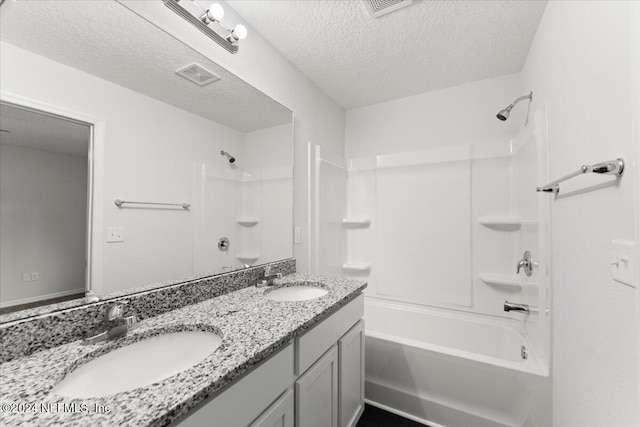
xmin=106 ymin=301 xmax=128 ymax=321
xmin=516 ymin=251 xmax=533 ymax=277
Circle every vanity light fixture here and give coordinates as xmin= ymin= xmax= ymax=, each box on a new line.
xmin=163 ymin=0 xmax=247 ymax=54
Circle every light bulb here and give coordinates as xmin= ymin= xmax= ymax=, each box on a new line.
xmin=206 ymin=3 xmax=224 ymax=21
xmin=232 ymin=24 xmax=247 ymax=40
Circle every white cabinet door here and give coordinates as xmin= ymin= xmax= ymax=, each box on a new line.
xmin=295 ymin=345 xmax=338 ymax=427
xmin=250 ymin=389 xmax=294 ymax=427
xmin=338 ymin=320 xmax=365 ymax=427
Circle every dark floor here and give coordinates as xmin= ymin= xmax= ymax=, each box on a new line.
xmin=0 ymin=292 xmax=85 ymax=315
xmin=357 ymin=404 xmax=427 ymax=427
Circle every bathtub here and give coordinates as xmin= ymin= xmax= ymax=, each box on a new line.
xmin=364 ymin=297 xmax=550 ymax=427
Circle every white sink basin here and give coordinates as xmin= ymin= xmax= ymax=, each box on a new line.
xmin=264 ymin=286 xmax=328 ymax=302
xmin=52 ymin=331 xmax=222 ymax=398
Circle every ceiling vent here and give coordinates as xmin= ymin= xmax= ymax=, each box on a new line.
xmin=362 ymin=0 xmax=413 ymax=18
xmin=176 ymin=63 xmax=221 ymax=86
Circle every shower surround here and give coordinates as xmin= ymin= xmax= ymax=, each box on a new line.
xmin=310 ymin=74 xmax=552 ymax=426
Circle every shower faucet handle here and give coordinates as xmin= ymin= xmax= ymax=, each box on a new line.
xmin=516 ymin=251 xmax=533 ymax=277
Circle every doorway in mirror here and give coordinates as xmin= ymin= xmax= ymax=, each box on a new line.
xmin=0 ymin=103 xmax=91 ymax=313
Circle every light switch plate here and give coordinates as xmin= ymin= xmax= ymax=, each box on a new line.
xmin=610 ymin=240 xmax=637 ymax=287
xmin=107 ymin=227 xmax=124 ymax=243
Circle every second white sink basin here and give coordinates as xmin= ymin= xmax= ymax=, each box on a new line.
xmin=52 ymin=330 xmax=222 ymax=398
xmin=264 ymin=285 xmax=328 ymax=302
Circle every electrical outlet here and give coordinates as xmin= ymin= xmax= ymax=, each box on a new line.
xmin=31 ymin=272 xmax=38 ymax=281
xmin=22 ymin=273 xmax=30 ymax=282
xmin=107 ymin=227 xmax=124 ymax=243
xmin=294 ymin=227 xmax=301 ymax=244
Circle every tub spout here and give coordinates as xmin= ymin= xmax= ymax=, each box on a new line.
xmin=504 ymin=300 xmax=530 ymax=314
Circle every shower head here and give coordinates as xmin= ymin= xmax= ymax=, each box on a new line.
xmin=496 ymin=108 xmax=511 ymax=121
xmin=220 ymin=150 xmax=235 ymax=163
xmin=496 ymin=91 xmax=533 ymax=121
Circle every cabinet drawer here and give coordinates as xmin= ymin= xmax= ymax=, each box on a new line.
xmin=295 ymin=293 xmax=364 ymax=375
xmin=175 ymin=342 xmax=294 ymax=427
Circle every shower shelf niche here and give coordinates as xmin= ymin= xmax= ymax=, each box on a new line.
xmin=342 ymin=262 xmax=372 ymax=272
xmin=236 ymin=252 xmax=260 ymax=263
xmin=477 ymin=216 xmax=537 ymax=231
xmin=342 ymin=218 xmax=372 ymax=227
xmin=478 ymin=273 xmax=538 ymax=291
xmin=236 ymin=216 xmax=260 ymax=227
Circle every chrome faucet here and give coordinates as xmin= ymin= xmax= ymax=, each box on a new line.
xmin=83 ymin=301 xmax=138 ymax=345
xmin=256 ymin=266 xmax=282 ymax=288
xmin=504 ymin=300 xmax=530 ymax=314
xmin=516 ymin=250 xmax=533 ymax=276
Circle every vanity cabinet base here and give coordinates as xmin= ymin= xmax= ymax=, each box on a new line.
xmin=175 ymin=294 xmax=364 ymax=427
xmin=176 ymin=343 xmax=294 ymax=427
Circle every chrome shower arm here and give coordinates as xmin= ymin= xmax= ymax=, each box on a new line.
xmin=509 ymin=92 xmax=533 ymax=108
xmin=496 ymin=91 xmax=533 ymax=121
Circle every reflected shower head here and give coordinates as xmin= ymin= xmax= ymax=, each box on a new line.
xmin=496 ymin=91 xmax=533 ymax=121
xmin=220 ymin=150 xmax=235 ymax=163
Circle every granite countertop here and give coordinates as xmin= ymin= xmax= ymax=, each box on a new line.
xmin=0 ymin=274 xmax=366 ymax=427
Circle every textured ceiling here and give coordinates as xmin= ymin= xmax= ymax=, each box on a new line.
xmin=0 ymin=1 xmax=291 ymax=133
xmin=227 ymin=0 xmax=548 ymax=109
xmin=0 ymin=104 xmax=90 ymax=157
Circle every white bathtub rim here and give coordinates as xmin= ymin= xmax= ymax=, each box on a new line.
xmin=365 ymin=296 xmax=526 ymax=333
xmin=365 ymin=329 xmax=548 ymax=377
xmin=364 ymin=296 xmax=550 ymax=375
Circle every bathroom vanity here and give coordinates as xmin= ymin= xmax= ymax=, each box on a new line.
xmin=0 ymin=268 xmax=366 ymax=427
xmin=177 ymin=294 xmax=364 ymax=427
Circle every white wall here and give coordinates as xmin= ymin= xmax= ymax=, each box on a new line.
xmin=212 ymin=0 xmax=347 ymax=276
xmin=522 ymin=1 xmax=639 ymax=424
xmin=313 ymin=145 xmax=348 ymax=277
xmin=345 ymin=73 xmax=523 ymax=159
xmin=633 ymin=1 xmax=640 ymax=414
xmin=242 ymin=124 xmax=294 ymax=265
xmin=120 ymin=1 xmax=347 ymax=274
xmin=1 ymin=41 xmax=246 ymax=294
xmin=0 ymin=143 xmax=87 ymax=305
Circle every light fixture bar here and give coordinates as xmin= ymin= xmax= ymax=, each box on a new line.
xmin=163 ymin=0 xmax=238 ymax=54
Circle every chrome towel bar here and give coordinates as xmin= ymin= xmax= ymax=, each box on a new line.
xmin=536 ymin=158 xmax=624 ymax=194
xmin=114 ymin=199 xmax=190 ymax=209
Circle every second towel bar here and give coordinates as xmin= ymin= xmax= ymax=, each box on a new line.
xmin=536 ymin=158 xmax=624 ymax=194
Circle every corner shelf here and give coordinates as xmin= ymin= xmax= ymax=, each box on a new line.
xmin=342 ymin=218 xmax=372 ymax=227
xmin=342 ymin=262 xmax=371 ymax=272
xmin=236 ymin=252 xmax=260 ymax=263
xmin=478 ymin=273 xmax=538 ymax=291
xmin=477 ymin=216 xmax=537 ymax=231
xmin=236 ymin=216 xmax=260 ymax=227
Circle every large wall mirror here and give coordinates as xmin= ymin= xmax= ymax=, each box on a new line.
xmin=0 ymin=1 xmax=293 ymax=320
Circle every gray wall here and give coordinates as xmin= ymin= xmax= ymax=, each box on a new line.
xmin=0 ymin=143 xmax=87 ymax=306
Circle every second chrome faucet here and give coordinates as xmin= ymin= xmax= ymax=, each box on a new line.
xmin=84 ymin=301 xmax=138 ymax=345
xmin=256 ymin=266 xmax=282 ymax=288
